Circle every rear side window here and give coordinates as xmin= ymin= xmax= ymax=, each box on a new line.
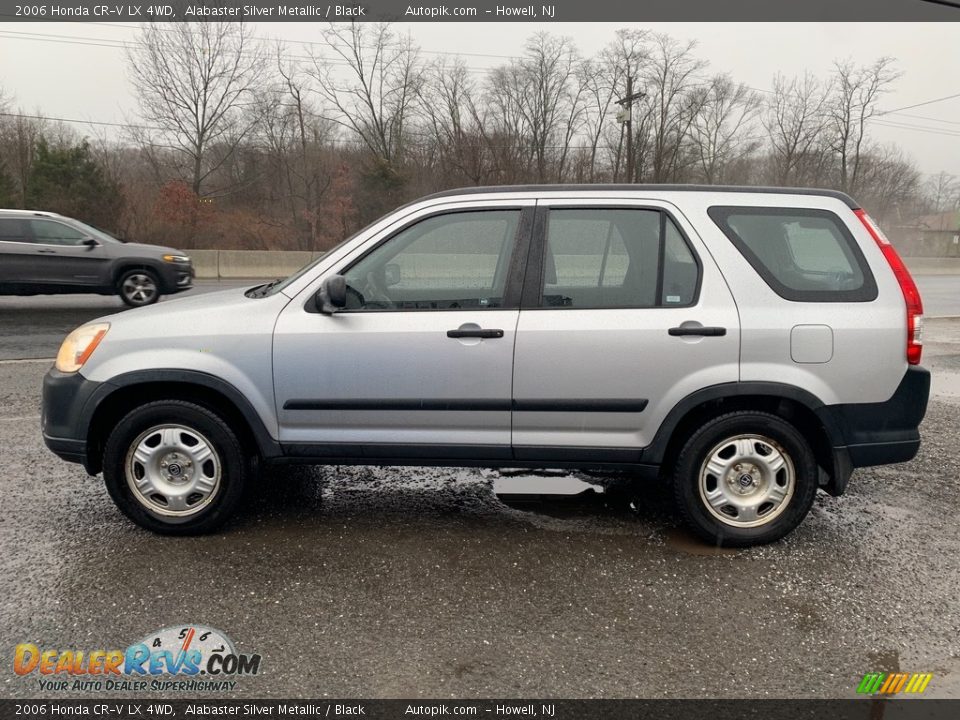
xmin=708 ymin=206 xmax=876 ymax=302
xmin=541 ymin=209 xmax=700 ymax=309
xmin=0 ymin=218 xmax=30 ymax=242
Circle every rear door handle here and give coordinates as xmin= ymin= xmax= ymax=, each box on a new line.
xmin=447 ymin=328 xmax=504 ymax=339
xmin=37 ymin=249 xmax=57 ymax=254
xmin=668 ymin=326 xmax=727 ymax=337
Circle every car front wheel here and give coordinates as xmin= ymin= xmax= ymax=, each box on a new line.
xmin=118 ymin=268 xmax=160 ymax=307
xmin=673 ymin=411 xmax=818 ymax=547
xmin=102 ymin=401 xmax=248 ymax=534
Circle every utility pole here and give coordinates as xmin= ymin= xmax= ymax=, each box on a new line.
xmin=616 ymin=74 xmax=645 ymax=184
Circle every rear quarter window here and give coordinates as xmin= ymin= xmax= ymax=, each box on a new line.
xmin=708 ymin=206 xmax=877 ymax=302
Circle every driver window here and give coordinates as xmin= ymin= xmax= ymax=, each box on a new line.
xmin=343 ymin=210 xmax=521 ymax=311
xmin=29 ymin=219 xmax=88 ymax=246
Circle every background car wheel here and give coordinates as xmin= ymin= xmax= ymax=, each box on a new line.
xmin=672 ymin=411 xmax=818 ymax=547
xmin=102 ymin=401 xmax=248 ymax=534
xmin=118 ymin=268 xmax=160 ymax=307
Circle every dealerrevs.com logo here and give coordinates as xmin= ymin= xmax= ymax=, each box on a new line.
xmin=13 ymin=625 xmax=261 ymax=693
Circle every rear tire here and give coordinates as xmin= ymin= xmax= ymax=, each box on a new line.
xmin=672 ymin=411 xmax=818 ymax=547
xmin=102 ymin=401 xmax=248 ymax=535
xmin=118 ymin=268 xmax=160 ymax=307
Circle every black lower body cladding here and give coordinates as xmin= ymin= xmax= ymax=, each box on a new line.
xmin=41 ymin=369 xmax=101 ymax=467
xmin=823 ymin=366 xmax=930 ymax=467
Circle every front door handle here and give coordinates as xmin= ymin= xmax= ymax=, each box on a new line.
xmin=447 ymin=328 xmax=504 ymax=339
xmin=36 ymin=249 xmax=57 ymax=254
xmin=668 ymin=326 xmax=727 ymax=337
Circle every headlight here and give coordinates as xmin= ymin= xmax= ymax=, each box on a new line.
xmin=55 ymin=323 xmax=110 ymax=373
xmin=163 ymin=254 xmax=191 ymax=263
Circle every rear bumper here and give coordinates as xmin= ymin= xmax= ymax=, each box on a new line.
xmin=818 ymin=366 xmax=929 ymax=495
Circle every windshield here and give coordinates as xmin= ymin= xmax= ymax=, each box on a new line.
xmin=69 ymin=218 xmax=122 ymax=244
xmin=249 ymin=218 xmax=383 ymax=298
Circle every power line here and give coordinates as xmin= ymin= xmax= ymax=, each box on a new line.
xmin=871 ymin=118 xmax=960 ymax=138
xmin=0 ymin=28 xmax=501 ymax=74
xmin=3 ymin=29 xmax=959 ymax=142
xmin=78 ymin=20 xmax=523 ymax=61
xmin=877 ymin=92 xmax=960 ymax=115
xmin=0 ymin=111 xmax=160 ymax=131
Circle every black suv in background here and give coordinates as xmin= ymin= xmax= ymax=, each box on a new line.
xmin=0 ymin=210 xmax=193 ymax=306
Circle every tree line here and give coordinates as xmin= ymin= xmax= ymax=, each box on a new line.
xmin=1 ymin=23 xmax=958 ymax=251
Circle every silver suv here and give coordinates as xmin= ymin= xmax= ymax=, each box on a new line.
xmin=0 ymin=209 xmax=194 ymax=306
xmin=41 ymin=186 xmax=929 ymax=546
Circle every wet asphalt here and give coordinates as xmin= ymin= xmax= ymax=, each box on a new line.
xmin=1 ymin=296 xmax=959 ymax=699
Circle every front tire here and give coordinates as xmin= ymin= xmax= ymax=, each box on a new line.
xmin=102 ymin=401 xmax=248 ymax=534
xmin=673 ymin=411 xmax=818 ymax=547
xmin=118 ymin=268 xmax=160 ymax=307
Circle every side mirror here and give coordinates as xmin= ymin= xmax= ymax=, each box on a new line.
xmin=82 ymin=238 xmax=100 ymax=248
xmin=384 ymin=263 xmax=401 ymax=287
xmin=315 ymin=274 xmax=347 ymax=314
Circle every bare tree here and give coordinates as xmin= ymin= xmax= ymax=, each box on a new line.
xmin=310 ymin=23 xmax=423 ymax=174
xmin=253 ymin=45 xmax=335 ymax=250
xmin=690 ymin=75 xmax=761 ymax=184
xmin=484 ymin=33 xmax=587 ymax=183
xmin=764 ymin=72 xmax=830 ymax=186
xmin=591 ymin=29 xmax=649 ymax=182
xmin=0 ymin=113 xmax=45 ymax=207
xmin=419 ymin=57 xmax=492 ymax=185
xmin=924 ymin=171 xmax=959 ymax=215
xmin=826 ymin=57 xmax=900 ymax=194
xmin=855 ymin=145 xmax=921 ymax=224
xmin=633 ymin=34 xmax=707 ymax=183
xmin=127 ymin=22 xmax=265 ymax=196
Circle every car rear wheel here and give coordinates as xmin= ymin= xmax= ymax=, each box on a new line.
xmin=672 ymin=411 xmax=818 ymax=547
xmin=118 ymin=268 xmax=160 ymax=307
xmin=102 ymin=401 xmax=248 ymax=534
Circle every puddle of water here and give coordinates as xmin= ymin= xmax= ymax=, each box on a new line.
xmin=664 ymin=527 xmax=740 ymax=556
xmin=931 ymin=370 xmax=960 ymax=404
xmin=493 ymin=474 xmax=604 ymax=496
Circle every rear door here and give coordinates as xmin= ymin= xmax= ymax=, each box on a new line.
xmin=511 ymin=198 xmax=740 ymax=460
xmin=0 ymin=218 xmax=34 ymax=287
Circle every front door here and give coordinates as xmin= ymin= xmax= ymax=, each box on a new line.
xmin=273 ymin=202 xmax=533 ymax=460
xmin=511 ymin=200 xmax=741 ymax=460
xmin=24 ymin=218 xmax=110 ymax=287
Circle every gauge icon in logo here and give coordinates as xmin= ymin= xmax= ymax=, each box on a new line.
xmin=136 ymin=625 xmax=235 ymax=671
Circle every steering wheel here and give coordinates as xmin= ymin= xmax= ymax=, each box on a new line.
xmin=356 ymin=271 xmax=396 ymax=310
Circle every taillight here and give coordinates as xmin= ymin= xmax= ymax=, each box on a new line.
xmin=854 ymin=208 xmax=923 ymax=365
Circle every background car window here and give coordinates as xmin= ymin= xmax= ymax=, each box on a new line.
xmin=708 ymin=206 xmax=875 ymax=302
xmin=542 ymin=209 xmax=697 ymax=309
xmin=343 ymin=210 xmax=520 ymax=310
xmin=29 ymin=219 xmax=88 ymax=246
xmin=0 ymin=218 xmax=30 ymax=243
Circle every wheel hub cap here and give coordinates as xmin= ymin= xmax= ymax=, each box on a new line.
xmin=125 ymin=424 xmax=221 ymax=518
xmin=698 ymin=434 xmax=796 ymax=528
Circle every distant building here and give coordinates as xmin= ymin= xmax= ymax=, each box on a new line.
xmin=887 ymin=209 xmax=960 ymax=257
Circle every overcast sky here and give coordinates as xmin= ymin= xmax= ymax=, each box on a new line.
xmin=1 ymin=21 xmax=958 ymax=178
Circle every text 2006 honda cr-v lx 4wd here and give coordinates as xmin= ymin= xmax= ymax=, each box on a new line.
xmin=42 ymin=185 xmax=930 ymax=546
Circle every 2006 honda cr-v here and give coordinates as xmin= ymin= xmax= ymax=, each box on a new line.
xmin=42 ymin=185 xmax=930 ymax=546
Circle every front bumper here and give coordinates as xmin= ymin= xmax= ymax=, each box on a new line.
xmin=158 ymin=262 xmax=194 ymax=293
xmin=42 ymin=368 xmax=102 ymax=471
